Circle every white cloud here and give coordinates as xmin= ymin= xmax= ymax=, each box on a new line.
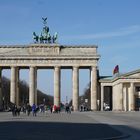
xmin=61 ymin=25 xmax=140 ymax=40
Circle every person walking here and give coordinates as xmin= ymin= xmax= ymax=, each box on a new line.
xmin=27 ymin=104 xmax=31 ymax=116
xmin=32 ymin=104 xmax=37 ymax=116
xmin=50 ymin=105 xmax=53 ymax=113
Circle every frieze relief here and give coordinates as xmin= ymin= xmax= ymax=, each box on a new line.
xmin=0 ymin=45 xmax=100 ymax=57
xmin=0 ymin=59 xmax=97 ymax=66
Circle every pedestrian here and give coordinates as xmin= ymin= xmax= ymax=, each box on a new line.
xmin=66 ymin=106 xmax=71 ymax=114
xmin=80 ymin=105 xmax=83 ymax=112
xmin=27 ymin=104 xmax=31 ymax=116
xmin=50 ymin=105 xmax=53 ymax=113
xmin=53 ymin=105 xmax=57 ymax=113
xmin=17 ymin=106 xmax=21 ymax=116
xmin=11 ymin=104 xmax=16 ymax=116
xmin=32 ymin=104 xmax=37 ymax=116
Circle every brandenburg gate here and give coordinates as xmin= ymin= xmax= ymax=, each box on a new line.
xmin=0 ymin=44 xmax=100 ymax=111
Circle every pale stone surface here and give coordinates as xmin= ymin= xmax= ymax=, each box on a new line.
xmin=10 ymin=67 xmax=16 ymax=104
xmin=0 ymin=44 xmax=99 ymax=56
xmin=0 ymin=59 xmax=98 ymax=67
xmin=100 ymin=85 xmax=104 ymax=111
xmin=129 ymin=83 xmax=135 ymax=111
xmin=72 ymin=66 xmax=79 ymax=111
xmin=29 ymin=67 xmax=37 ymax=106
xmin=118 ymin=83 xmax=123 ymax=111
xmin=0 ymin=68 xmax=2 ymax=109
xmin=112 ymin=85 xmax=115 ymax=111
xmin=91 ymin=66 xmax=97 ymax=110
xmin=0 ymin=44 xmax=99 ymax=110
xmin=16 ymin=68 xmax=19 ymax=106
xmin=35 ymin=69 xmax=37 ymax=105
xmin=0 ymin=45 xmax=99 ymax=67
xmin=123 ymin=86 xmax=128 ymax=111
xmin=1 ymin=44 xmax=140 ymax=111
xmin=54 ymin=66 xmax=61 ymax=106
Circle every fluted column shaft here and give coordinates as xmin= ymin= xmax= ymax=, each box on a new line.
xmin=54 ymin=66 xmax=61 ymax=106
xmin=35 ymin=69 xmax=37 ymax=105
xmin=16 ymin=68 xmax=19 ymax=106
xmin=29 ymin=67 xmax=37 ymax=106
xmin=112 ymin=86 xmax=116 ymax=111
xmin=0 ymin=68 xmax=2 ymax=109
xmin=118 ymin=83 xmax=123 ymax=111
xmin=123 ymin=86 xmax=128 ymax=111
xmin=91 ymin=66 xmax=97 ymax=110
xmin=129 ymin=83 xmax=135 ymax=111
xmin=10 ymin=67 xmax=17 ymax=104
xmin=10 ymin=67 xmax=19 ymax=106
xmin=72 ymin=66 xmax=79 ymax=111
xmin=101 ymin=85 xmax=104 ymax=111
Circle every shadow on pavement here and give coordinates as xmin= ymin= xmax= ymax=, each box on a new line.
xmin=0 ymin=121 xmax=132 ymax=140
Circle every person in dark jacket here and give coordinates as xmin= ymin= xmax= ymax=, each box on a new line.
xmin=27 ymin=104 xmax=31 ymax=116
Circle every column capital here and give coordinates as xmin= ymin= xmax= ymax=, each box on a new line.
xmin=11 ymin=66 xmax=16 ymax=68
xmin=54 ymin=66 xmax=61 ymax=69
xmin=101 ymin=83 xmax=105 ymax=87
xmin=130 ymin=82 xmax=134 ymax=86
xmin=73 ymin=66 xmax=79 ymax=69
xmin=29 ymin=66 xmax=36 ymax=68
xmin=91 ymin=66 xmax=97 ymax=69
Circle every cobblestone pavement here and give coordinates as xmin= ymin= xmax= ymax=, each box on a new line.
xmin=1 ymin=111 xmax=139 ymax=140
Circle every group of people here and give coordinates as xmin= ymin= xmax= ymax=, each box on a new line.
xmin=80 ymin=105 xmax=88 ymax=112
xmin=11 ymin=104 xmax=21 ymax=116
xmin=50 ymin=104 xmax=72 ymax=114
xmin=11 ymin=103 xmax=39 ymax=117
xmin=50 ymin=105 xmax=61 ymax=113
xmin=11 ymin=103 xmax=73 ymax=116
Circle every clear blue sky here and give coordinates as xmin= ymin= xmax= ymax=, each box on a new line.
xmin=0 ymin=0 xmax=140 ymax=103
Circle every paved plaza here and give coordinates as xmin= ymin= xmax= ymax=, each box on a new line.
xmin=0 ymin=111 xmax=140 ymax=140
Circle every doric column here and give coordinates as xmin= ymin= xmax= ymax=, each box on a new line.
xmin=10 ymin=67 xmax=17 ymax=104
xmin=54 ymin=66 xmax=61 ymax=106
xmin=35 ymin=69 xmax=37 ymax=105
xmin=112 ymin=85 xmax=116 ymax=111
xmin=91 ymin=66 xmax=97 ymax=110
xmin=0 ymin=68 xmax=2 ymax=110
xmin=15 ymin=68 xmax=19 ymax=106
xmin=72 ymin=66 xmax=79 ymax=111
xmin=113 ymin=84 xmax=123 ymax=111
xmin=101 ymin=85 xmax=104 ymax=111
xmin=129 ymin=83 xmax=135 ymax=111
xmin=123 ymin=86 xmax=128 ymax=111
xmin=29 ymin=66 xmax=37 ymax=106
xmin=118 ymin=83 xmax=123 ymax=111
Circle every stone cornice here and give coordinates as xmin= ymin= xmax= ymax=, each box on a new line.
xmin=99 ymin=75 xmax=140 ymax=83
xmin=0 ymin=44 xmax=98 ymax=48
xmin=0 ymin=44 xmax=99 ymax=68
xmin=60 ymin=45 xmax=98 ymax=48
xmin=0 ymin=44 xmax=100 ymax=59
xmin=0 ymin=55 xmax=100 ymax=59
